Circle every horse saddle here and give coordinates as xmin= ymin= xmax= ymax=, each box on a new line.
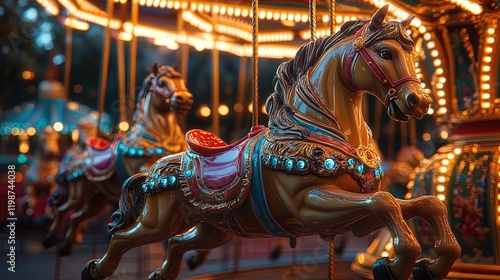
xmin=84 ymin=137 xmax=116 ymax=181
xmin=183 ymin=126 xmax=265 ymax=213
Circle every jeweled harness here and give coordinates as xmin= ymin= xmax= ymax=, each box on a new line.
xmin=345 ymin=23 xmax=420 ymax=108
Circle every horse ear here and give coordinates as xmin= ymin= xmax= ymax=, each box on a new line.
xmin=400 ymin=14 xmax=415 ymax=28
xmin=369 ymin=4 xmax=389 ymax=32
xmin=152 ymin=63 xmax=159 ymax=75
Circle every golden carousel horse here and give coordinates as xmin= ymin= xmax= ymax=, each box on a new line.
xmin=43 ymin=64 xmax=193 ymax=257
xmin=22 ymin=126 xmax=61 ymax=225
xmin=83 ymin=7 xmax=460 ymax=280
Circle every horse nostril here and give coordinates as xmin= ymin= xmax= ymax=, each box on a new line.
xmin=406 ymin=92 xmax=419 ymax=107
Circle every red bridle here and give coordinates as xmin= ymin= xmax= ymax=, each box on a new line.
xmin=151 ymin=77 xmax=188 ymax=101
xmin=345 ymin=24 xmax=421 ymax=108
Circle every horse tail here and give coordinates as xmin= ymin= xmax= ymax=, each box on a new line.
xmin=108 ymin=172 xmax=148 ymax=234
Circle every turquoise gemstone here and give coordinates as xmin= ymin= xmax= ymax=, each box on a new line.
xmin=348 ymin=158 xmax=355 ymax=167
xmin=324 ymin=158 xmax=336 ymax=170
xmin=184 ymin=169 xmax=192 ymax=178
xmin=356 ymin=164 xmax=365 ymax=174
xmin=285 ymin=158 xmax=294 ymax=170
xmin=168 ymin=175 xmax=177 ymax=185
xmin=296 ymin=159 xmax=307 ymax=170
xmin=160 ymin=178 xmax=168 ymax=186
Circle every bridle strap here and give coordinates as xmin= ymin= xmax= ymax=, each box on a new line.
xmin=152 ymin=86 xmax=187 ymax=100
xmin=345 ymin=24 xmax=420 ymax=107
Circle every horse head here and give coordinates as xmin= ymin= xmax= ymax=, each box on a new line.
xmin=144 ymin=64 xmax=194 ymax=116
xmin=346 ymin=5 xmax=432 ymax=121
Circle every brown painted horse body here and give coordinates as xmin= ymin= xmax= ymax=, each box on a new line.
xmin=43 ymin=65 xmax=193 ymax=256
xmin=83 ymin=7 xmax=460 ymax=280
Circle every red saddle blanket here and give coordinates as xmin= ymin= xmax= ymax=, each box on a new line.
xmin=183 ymin=126 xmax=265 ymax=213
xmin=84 ymin=137 xmax=116 ymax=181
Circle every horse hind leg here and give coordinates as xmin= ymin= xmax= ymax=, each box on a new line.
xmin=150 ymin=223 xmax=233 ymax=280
xmin=82 ymin=191 xmax=195 ymax=280
xmin=398 ymin=196 xmax=461 ymax=280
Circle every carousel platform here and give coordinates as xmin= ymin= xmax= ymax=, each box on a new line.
xmin=1 ymin=223 xmax=368 ymax=280
xmin=1 ymin=224 xmax=483 ymax=280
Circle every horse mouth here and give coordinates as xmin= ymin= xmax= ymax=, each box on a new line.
xmin=175 ymin=105 xmax=192 ymax=115
xmin=387 ymin=100 xmax=409 ymax=122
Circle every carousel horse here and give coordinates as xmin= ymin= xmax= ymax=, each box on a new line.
xmin=83 ymin=6 xmax=460 ymax=280
xmin=43 ymin=64 xmax=193 ymax=257
xmin=22 ymin=126 xmax=61 ymax=226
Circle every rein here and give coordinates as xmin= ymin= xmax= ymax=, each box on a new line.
xmin=345 ymin=24 xmax=420 ymax=107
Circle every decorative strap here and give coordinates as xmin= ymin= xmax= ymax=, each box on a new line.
xmin=345 ymin=24 xmax=420 ymax=107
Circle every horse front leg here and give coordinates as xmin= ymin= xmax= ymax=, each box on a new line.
xmin=43 ymin=181 xmax=86 ymax=248
xmin=349 ymin=194 xmax=460 ymax=279
xmin=298 ymin=188 xmax=420 ymax=280
xmin=398 ymin=196 xmax=460 ymax=280
xmin=57 ymin=193 xmax=107 ymax=257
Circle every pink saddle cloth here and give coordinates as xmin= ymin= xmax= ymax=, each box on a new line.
xmin=84 ymin=137 xmax=116 ymax=181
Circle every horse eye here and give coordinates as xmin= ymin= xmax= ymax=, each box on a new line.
xmin=379 ymin=49 xmax=392 ymax=60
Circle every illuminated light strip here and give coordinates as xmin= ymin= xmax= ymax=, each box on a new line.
xmin=65 ymin=17 xmax=90 ymax=31
xmin=363 ymin=0 xmax=423 ymax=28
xmin=480 ymin=21 xmax=497 ymax=110
xmin=36 ymin=0 xmax=60 ymax=15
xmin=420 ymin=31 xmax=448 ymax=118
xmin=448 ymin=0 xmax=482 ymax=15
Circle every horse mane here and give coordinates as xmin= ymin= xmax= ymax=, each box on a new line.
xmin=266 ymin=19 xmax=414 ymax=139
xmin=131 ymin=65 xmax=183 ymax=124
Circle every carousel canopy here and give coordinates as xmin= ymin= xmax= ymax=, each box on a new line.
xmin=0 ymin=80 xmax=113 ymax=135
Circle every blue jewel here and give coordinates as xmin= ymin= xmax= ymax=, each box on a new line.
xmin=184 ymin=169 xmax=192 ymax=178
xmin=137 ymin=149 xmax=144 ymax=156
xmin=160 ymin=178 xmax=168 ymax=187
xmin=72 ymin=171 xmax=79 ymax=178
xmin=296 ymin=159 xmax=307 ymax=170
xmin=122 ymin=146 xmax=129 ymax=153
xmin=324 ymin=158 xmax=336 ymax=171
xmin=264 ymin=154 xmax=271 ymax=164
xmin=356 ymin=164 xmax=365 ymax=174
xmin=156 ymin=147 xmax=163 ymax=154
xmin=348 ymin=158 xmax=355 ymax=167
xmin=148 ymin=180 xmax=155 ymax=187
xmin=374 ymin=169 xmax=380 ymax=177
xmin=168 ymin=175 xmax=177 ymax=185
xmin=285 ymin=158 xmax=294 ymax=170
xmin=271 ymin=156 xmax=279 ymax=168
xmin=148 ymin=148 xmax=155 ymax=155
xmin=142 ymin=184 xmax=148 ymax=192
xmin=129 ymin=148 xmax=136 ymax=156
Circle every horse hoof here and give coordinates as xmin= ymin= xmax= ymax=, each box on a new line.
xmin=269 ymin=245 xmax=283 ymax=260
xmin=413 ymin=258 xmax=439 ymax=280
xmin=81 ymin=259 xmax=105 ymax=280
xmin=42 ymin=235 xmax=57 ymax=249
xmin=147 ymin=269 xmax=161 ymax=280
xmin=186 ymin=255 xmax=202 ymax=270
xmin=373 ymin=257 xmax=396 ymax=280
xmin=57 ymin=243 xmax=72 ymax=257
